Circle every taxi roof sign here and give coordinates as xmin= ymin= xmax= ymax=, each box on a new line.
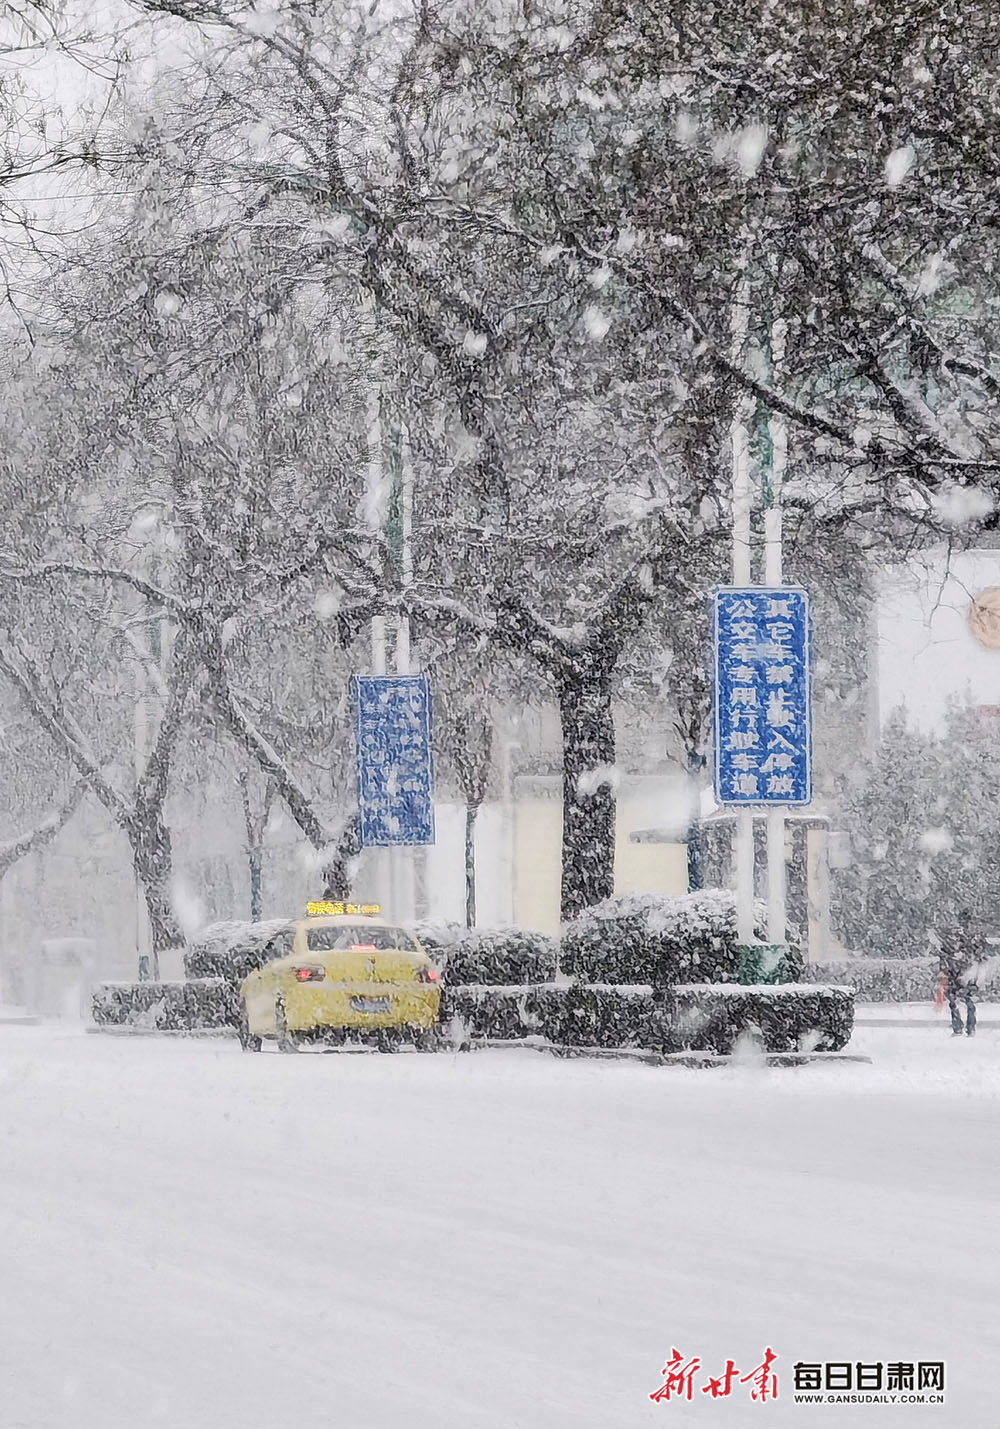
xmin=306 ymin=901 xmax=381 ymax=917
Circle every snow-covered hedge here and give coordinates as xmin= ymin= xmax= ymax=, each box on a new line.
xmin=408 ymin=921 xmax=467 ymax=952
xmin=183 ymin=920 xmax=293 ymax=982
xmin=560 ymin=891 xmax=803 ymax=986
xmin=801 ymin=956 xmax=1000 ymax=1002
xmin=434 ymin=928 xmax=559 ymax=986
xmin=439 ymin=985 xmax=555 ymax=1043
xmin=441 ymin=982 xmax=851 ymax=1054
xmin=92 ymin=979 xmax=236 ymax=1030
xmin=664 ymin=984 xmax=854 ymax=1054
xmin=439 ymin=984 xmax=658 ymax=1047
xmin=93 ymin=974 xmax=853 ymax=1055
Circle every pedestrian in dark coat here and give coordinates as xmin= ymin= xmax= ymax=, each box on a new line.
xmin=937 ymin=908 xmax=980 ymax=1037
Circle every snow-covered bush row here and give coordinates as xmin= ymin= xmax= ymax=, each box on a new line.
xmin=560 ymin=891 xmax=804 ymax=987
xmin=408 ymin=922 xmax=467 ymax=951
xmin=93 ymin=979 xmax=236 ymax=1031
xmin=441 ymin=984 xmax=658 ymax=1049
xmin=183 ymin=920 xmax=294 ymax=982
xmin=180 ymin=920 xmax=557 ymax=988
xmin=184 ymin=921 xmax=294 ymax=981
xmin=801 ymin=957 xmax=1000 ymax=1002
xmin=93 ymin=975 xmax=853 ymax=1054
xmin=441 ymin=983 xmax=853 ymax=1055
xmin=665 ymin=985 xmax=853 ymax=1055
xmin=425 ymin=927 xmax=558 ymax=986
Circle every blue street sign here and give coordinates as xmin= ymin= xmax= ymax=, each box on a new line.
xmin=713 ymin=587 xmax=812 ymax=806
xmin=353 ymin=675 xmax=436 ymax=846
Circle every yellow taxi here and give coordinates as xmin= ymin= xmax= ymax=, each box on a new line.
xmin=237 ymin=903 xmax=441 ymax=1053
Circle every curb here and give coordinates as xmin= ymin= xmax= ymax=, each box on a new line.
xmin=476 ymin=1039 xmax=873 ymax=1067
xmin=84 ymin=1025 xmax=234 ymax=1038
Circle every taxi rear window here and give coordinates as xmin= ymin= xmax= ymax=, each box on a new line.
xmin=306 ymin=925 xmax=417 ymax=952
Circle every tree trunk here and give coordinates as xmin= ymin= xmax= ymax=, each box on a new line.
xmin=686 ymin=747 xmax=706 ymax=892
xmin=686 ymin=827 xmax=703 ymax=893
xmin=321 ymin=815 xmax=361 ymax=900
xmin=248 ymin=852 xmax=262 ymax=922
xmin=127 ymin=808 xmax=184 ymax=956
xmin=465 ymin=800 xmax=479 ymax=928
xmin=239 ymin=772 xmax=274 ymax=922
xmin=557 ymin=668 xmax=616 ymax=922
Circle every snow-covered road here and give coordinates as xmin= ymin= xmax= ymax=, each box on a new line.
xmin=2 ymin=1024 xmax=999 ymax=1428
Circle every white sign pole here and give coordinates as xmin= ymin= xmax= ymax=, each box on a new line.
xmin=730 ymin=244 xmax=756 ymax=946
xmin=764 ymin=317 xmax=788 ymax=949
xmin=393 ymin=429 xmax=416 ymax=924
xmin=366 ymin=385 xmax=388 ymax=678
xmin=365 ymin=383 xmax=391 ymax=912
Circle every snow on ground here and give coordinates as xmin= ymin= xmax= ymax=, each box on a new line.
xmin=2 ymin=1023 xmax=999 ymax=1428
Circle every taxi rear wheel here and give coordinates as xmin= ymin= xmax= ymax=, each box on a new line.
xmin=274 ymin=995 xmax=299 ymax=1054
xmin=237 ymin=1001 xmax=262 ymax=1053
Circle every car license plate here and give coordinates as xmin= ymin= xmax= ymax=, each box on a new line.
xmin=351 ymin=996 xmax=391 ymax=1014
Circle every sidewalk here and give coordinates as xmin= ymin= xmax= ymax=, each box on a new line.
xmin=854 ymin=1002 xmax=1000 ymax=1028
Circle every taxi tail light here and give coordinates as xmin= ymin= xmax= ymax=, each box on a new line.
xmin=294 ymin=966 xmax=325 ymax=983
xmin=417 ymin=966 xmax=439 ymax=984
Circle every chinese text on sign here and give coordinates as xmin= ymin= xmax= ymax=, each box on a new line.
xmin=353 ymin=675 xmax=435 ymax=847
xmin=713 ymin=588 xmax=811 ymax=806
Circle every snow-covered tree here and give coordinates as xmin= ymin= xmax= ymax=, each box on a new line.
xmin=116 ymin=0 xmax=1000 ymax=924
xmin=834 ymin=704 xmax=1000 ymax=956
xmin=0 ymin=143 xmax=378 ymax=944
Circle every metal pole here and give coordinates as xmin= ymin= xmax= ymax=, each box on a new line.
xmin=500 ymin=727 xmax=519 ymax=926
xmin=393 ymin=428 xmax=415 ymax=924
xmin=764 ymin=317 xmax=788 ymax=948
xmin=731 ymin=314 xmax=754 ymax=583
xmin=736 ymin=811 xmax=756 ymax=946
xmin=763 ymin=317 xmax=787 ymax=586
xmin=365 ymin=381 xmax=390 ymax=910
xmin=366 ymin=384 xmax=388 ymax=677
xmin=396 ymin=425 xmax=413 ymax=674
xmin=766 ymin=809 xmax=785 ymax=947
xmin=730 ymin=238 xmax=756 ymax=945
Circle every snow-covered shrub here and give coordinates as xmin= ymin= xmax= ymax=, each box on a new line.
xmin=92 ymin=979 xmax=237 ymax=1030
xmin=800 ymin=958 xmax=937 ymax=1001
xmin=440 ymin=981 xmax=850 ymax=1054
xmin=436 ymin=928 xmax=559 ymax=985
xmin=560 ymin=890 xmax=802 ymax=986
xmin=440 ymin=983 xmax=656 ymax=1047
xmin=408 ymin=921 xmax=467 ymax=953
xmin=550 ymin=984 xmax=662 ymax=1048
xmin=183 ymin=919 xmax=294 ymax=982
xmin=663 ymin=985 xmax=854 ymax=1054
xmin=439 ymin=985 xmax=556 ymax=1043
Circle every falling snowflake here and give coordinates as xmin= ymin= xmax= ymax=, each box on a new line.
xmin=736 ymin=123 xmax=769 ymax=178
xmin=918 ymin=827 xmax=953 ymax=855
xmin=884 ymin=144 xmax=916 ymax=187
xmin=582 ymin=306 xmax=611 ymax=340
xmin=461 ymin=330 xmax=488 ymax=357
